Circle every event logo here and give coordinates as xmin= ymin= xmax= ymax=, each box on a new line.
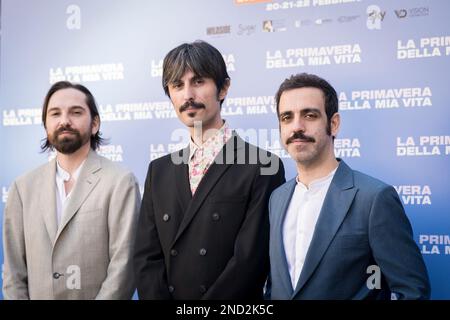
xmin=419 ymin=234 xmax=450 ymax=255
xmin=49 ymin=63 xmax=124 ymax=83
xmin=266 ymin=0 xmax=361 ymax=11
xmin=397 ymin=135 xmax=450 ymax=157
xmin=236 ymin=24 xmax=256 ymax=36
xmin=394 ymin=9 xmax=407 ymax=19
xmin=394 ymin=7 xmax=429 ymax=19
xmin=294 ymin=19 xmax=313 ymax=28
xmin=394 ymin=185 xmax=431 ymax=206
xmin=262 ymin=19 xmax=287 ymax=32
xmin=366 ymin=5 xmax=386 ymax=30
xmin=339 ymin=87 xmax=432 ymax=111
xmin=99 ymin=101 xmax=176 ymax=122
xmin=66 ymin=4 xmax=81 ymax=30
xmin=314 ymin=18 xmax=332 ymax=26
xmin=397 ymin=36 xmax=450 ymax=60
xmin=263 ymin=20 xmax=274 ymax=32
xmin=226 ymin=95 xmax=275 ymax=116
xmin=266 ymin=44 xmax=361 ymax=69
xmin=2 ymin=108 xmax=41 ymax=126
xmin=206 ymin=25 xmax=231 ymax=37
xmin=338 ymin=15 xmax=360 ymax=23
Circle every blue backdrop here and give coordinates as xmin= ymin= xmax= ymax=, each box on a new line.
xmin=1 ymin=0 xmax=449 ymax=299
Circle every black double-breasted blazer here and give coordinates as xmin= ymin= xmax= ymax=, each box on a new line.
xmin=134 ymin=134 xmax=285 ymax=299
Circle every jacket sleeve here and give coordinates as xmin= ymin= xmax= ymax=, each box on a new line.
xmin=133 ymin=162 xmax=172 ymax=299
xmin=2 ymin=181 xmax=30 ymax=299
xmin=203 ymin=158 xmax=286 ymax=299
xmin=95 ymin=172 xmax=141 ymax=299
xmin=369 ymin=185 xmax=431 ymax=300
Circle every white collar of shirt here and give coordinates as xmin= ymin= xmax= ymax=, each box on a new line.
xmin=283 ymin=167 xmax=338 ymax=290
xmin=55 ymin=159 xmax=85 ymax=225
xmin=295 ymin=167 xmax=337 ymax=190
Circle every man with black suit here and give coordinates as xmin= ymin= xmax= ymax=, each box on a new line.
xmin=134 ymin=40 xmax=285 ymax=299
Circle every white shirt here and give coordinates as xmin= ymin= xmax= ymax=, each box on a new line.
xmin=55 ymin=160 xmax=85 ymax=225
xmin=282 ymin=168 xmax=337 ymax=289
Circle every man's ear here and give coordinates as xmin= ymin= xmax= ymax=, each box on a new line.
xmin=330 ymin=112 xmax=340 ymax=138
xmin=91 ymin=115 xmax=100 ymax=135
xmin=218 ymin=78 xmax=230 ymax=101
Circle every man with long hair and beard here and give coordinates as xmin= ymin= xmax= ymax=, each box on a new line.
xmin=3 ymin=81 xmax=141 ymax=299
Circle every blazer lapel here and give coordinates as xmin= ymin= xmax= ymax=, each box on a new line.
xmin=292 ymin=160 xmax=358 ymax=298
xmin=172 ymin=133 xmax=243 ymax=245
xmin=55 ymin=150 xmax=101 ymax=241
xmin=39 ymin=159 xmax=58 ymax=243
xmin=273 ymin=179 xmax=297 ymax=296
xmin=173 ymin=147 xmax=192 ymax=213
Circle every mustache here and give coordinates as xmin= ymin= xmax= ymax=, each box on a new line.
xmin=286 ymin=131 xmax=315 ymax=144
xmin=55 ymin=125 xmax=79 ymax=136
xmin=179 ymin=100 xmax=206 ymax=113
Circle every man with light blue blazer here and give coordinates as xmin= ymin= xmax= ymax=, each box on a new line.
xmin=267 ymin=73 xmax=430 ymax=300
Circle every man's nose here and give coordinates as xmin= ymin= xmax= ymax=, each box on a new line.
xmin=182 ymin=84 xmax=195 ymax=102
xmin=59 ymin=112 xmax=71 ymax=127
xmin=291 ymin=115 xmax=306 ymax=133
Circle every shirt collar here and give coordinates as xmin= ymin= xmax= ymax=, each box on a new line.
xmin=56 ymin=159 xmax=86 ymax=183
xmin=296 ymin=167 xmax=337 ymax=191
xmin=189 ymin=120 xmax=231 ymax=160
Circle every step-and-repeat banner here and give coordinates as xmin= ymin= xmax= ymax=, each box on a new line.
xmin=0 ymin=0 xmax=449 ymax=299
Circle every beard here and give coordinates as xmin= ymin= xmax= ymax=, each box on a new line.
xmin=48 ymin=125 xmax=91 ymax=154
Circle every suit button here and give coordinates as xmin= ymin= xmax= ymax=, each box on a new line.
xmin=200 ymin=285 xmax=207 ymax=294
xmin=170 ymin=249 xmax=178 ymax=256
xmin=199 ymin=248 xmax=207 ymax=256
xmin=163 ymin=214 xmax=170 ymax=222
xmin=168 ymin=285 xmax=175 ymax=293
xmin=53 ymin=272 xmax=61 ymax=279
xmin=212 ymin=213 xmax=220 ymax=221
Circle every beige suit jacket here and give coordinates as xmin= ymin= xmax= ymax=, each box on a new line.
xmin=2 ymin=150 xmax=141 ymax=299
